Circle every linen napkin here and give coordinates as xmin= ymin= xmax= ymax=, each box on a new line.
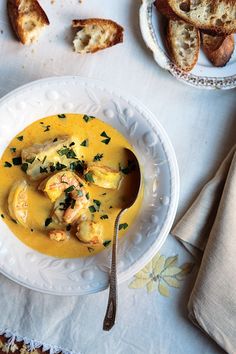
xmin=172 ymin=145 xmax=236 ymax=354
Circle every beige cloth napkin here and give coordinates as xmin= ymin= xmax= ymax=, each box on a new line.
xmin=172 ymin=146 xmax=236 ymax=354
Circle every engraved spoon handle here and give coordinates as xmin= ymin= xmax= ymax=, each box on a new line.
xmin=103 ymin=209 xmax=123 ymax=331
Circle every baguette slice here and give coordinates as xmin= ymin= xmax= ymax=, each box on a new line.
xmin=167 ymin=0 xmax=236 ymax=35
xmin=154 ymin=0 xmax=179 ymax=20
xmin=7 ymin=0 xmax=49 ymax=45
xmin=202 ymin=33 xmax=235 ymax=67
xmin=167 ymin=19 xmax=200 ymax=71
xmin=72 ymin=18 xmax=124 ymax=54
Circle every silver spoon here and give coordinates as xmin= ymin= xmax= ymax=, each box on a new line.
xmin=103 ymin=148 xmax=141 ymax=331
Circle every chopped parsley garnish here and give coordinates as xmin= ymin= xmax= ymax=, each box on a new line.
xmin=77 ymin=190 xmax=83 ymax=197
xmin=100 ymin=131 xmax=111 ymax=145
xmin=119 ymin=160 xmax=136 ymax=175
xmin=55 ymin=162 xmax=66 ymax=171
xmin=109 ymin=206 xmax=113 ymax=209
xmin=40 ymin=122 xmax=44 ymax=125
xmin=89 ymin=205 xmax=96 ymax=213
xmin=100 ymin=215 xmax=108 ymax=220
xmin=102 ymin=193 xmax=106 ymax=196
xmin=40 ymin=166 xmax=48 ymax=173
xmin=59 ymin=195 xmax=75 ymax=211
xmin=57 ymin=147 xmax=77 ymax=159
xmin=69 ymin=142 xmax=75 ymax=147
xmin=103 ymin=240 xmax=111 ymax=247
xmin=45 ymin=217 xmax=52 ymax=227
xmin=31 ymin=229 xmax=34 ymax=232
xmin=66 ymin=224 xmax=71 ymax=231
xmin=85 ymin=192 xmax=90 ymax=200
xmin=53 ymin=138 xmax=58 ymax=142
xmin=84 ymin=172 xmax=94 ymax=183
xmin=93 ymin=153 xmax=103 ymax=162
xmin=4 ymin=161 xmax=12 ymax=167
xmin=17 ymin=135 xmax=24 ymax=141
xmin=50 ymin=165 xmax=56 ymax=173
xmin=70 ymin=160 xmax=85 ymax=174
xmin=1 ymin=214 xmax=4 ymax=218
xmin=10 ymin=147 xmax=16 ymax=153
xmin=44 ymin=125 xmax=51 ymax=132
xmin=80 ymin=139 xmax=89 ymax=147
xmin=79 ymin=182 xmax=84 ymax=187
xmin=12 ymin=157 xmax=22 ymax=165
xmin=87 ymin=246 xmax=94 ymax=253
xmin=42 ymin=156 xmax=47 ymax=164
xmin=83 ymin=115 xmax=95 ymax=123
xmin=64 ymin=185 xmax=75 ymax=194
xmin=58 ymin=114 xmax=66 ymax=119
xmin=21 ymin=163 xmax=28 ymax=173
xmin=11 ymin=218 xmax=17 ymax=224
xmin=26 ymin=157 xmax=36 ymax=164
xmin=71 ymin=199 xmax=76 ymax=209
xmin=93 ymin=199 xmax=101 ymax=208
xmin=119 ymin=223 xmax=128 ymax=230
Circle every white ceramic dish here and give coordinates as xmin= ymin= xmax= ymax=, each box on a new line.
xmin=0 ymin=76 xmax=179 ymax=295
xmin=140 ymin=0 xmax=236 ymax=89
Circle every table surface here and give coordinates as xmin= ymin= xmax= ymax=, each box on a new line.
xmin=0 ymin=0 xmax=235 ymax=353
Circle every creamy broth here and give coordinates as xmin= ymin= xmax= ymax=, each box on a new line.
xmin=0 ymin=114 xmax=143 ymax=258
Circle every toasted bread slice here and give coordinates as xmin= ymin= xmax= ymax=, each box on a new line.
xmin=202 ymin=33 xmax=235 ymax=67
xmin=154 ymin=0 xmax=179 ymax=20
xmin=7 ymin=0 xmax=49 ymax=45
xmin=167 ymin=19 xmax=200 ymax=71
xmin=167 ymin=0 xmax=236 ymax=35
xmin=72 ymin=18 xmax=124 ymax=54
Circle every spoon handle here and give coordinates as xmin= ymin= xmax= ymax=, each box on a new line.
xmin=103 ymin=210 xmax=123 ymax=331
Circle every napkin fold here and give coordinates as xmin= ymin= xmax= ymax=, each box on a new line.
xmin=172 ymin=146 xmax=236 ymax=354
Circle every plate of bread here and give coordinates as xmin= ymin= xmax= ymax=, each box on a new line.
xmin=140 ymin=0 xmax=236 ymax=89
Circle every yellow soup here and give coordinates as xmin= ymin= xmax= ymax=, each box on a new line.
xmin=0 ymin=113 xmax=143 ymax=258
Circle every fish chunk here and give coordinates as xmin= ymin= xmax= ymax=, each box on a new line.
xmin=8 ymin=180 xmax=28 ymax=226
xmin=84 ymin=164 xmax=122 ymax=189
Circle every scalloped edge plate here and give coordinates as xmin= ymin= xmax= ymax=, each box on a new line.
xmin=0 ymin=76 xmax=179 ymax=295
xmin=140 ymin=0 xmax=236 ymax=89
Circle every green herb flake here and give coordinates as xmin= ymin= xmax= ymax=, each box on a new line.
xmin=119 ymin=223 xmax=128 ymax=230
xmin=55 ymin=162 xmax=66 ymax=171
xmin=64 ymin=185 xmax=75 ymax=194
xmin=21 ymin=163 xmax=28 ymax=173
xmin=84 ymin=172 xmax=94 ymax=183
xmin=89 ymin=205 xmax=96 ymax=213
xmin=69 ymin=142 xmax=75 ymax=147
xmin=10 ymin=147 xmax=16 ymax=153
xmin=50 ymin=165 xmax=56 ymax=173
xmin=4 ymin=161 xmax=12 ymax=168
xmin=17 ymin=135 xmax=24 ymax=141
xmin=93 ymin=153 xmax=103 ymax=162
xmin=1 ymin=214 xmax=4 ymax=219
xmin=100 ymin=131 xmax=111 ymax=145
xmin=11 ymin=218 xmax=17 ymax=224
xmin=40 ymin=166 xmax=48 ymax=174
xmin=42 ymin=156 xmax=47 ymax=164
xmin=100 ymin=215 xmax=108 ymax=220
xmin=102 ymin=193 xmax=106 ymax=196
xmin=12 ymin=157 xmax=22 ymax=166
xmin=83 ymin=115 xmax=95 ymax=123
xmin=77 ymin=190 xmax=83 ymax=197
xmin=85 ymin=192 xmax=90 ymax=200
xmin=87 ymin=246 xmax=94 ymax=253
xmin=53 ymin=138 xmax=58 ymax=143
xmin=119 ymin=160 xmax=136 ymax=175
xmin=31 ymin=228 xmax=34 ymax=232
xmin=44 ymin=125 xmax=51 ymax=132
xmin=103 ymin=240 xmax=111 ymax=247
xmin=58 ymin=114 xmax=66 ymax=119
xmin=80 ymin=139 xmax=89 ymax=147
xmin=70 ymin=160 xmax=85 ymax=173
xmin=26 ymin=157 xmax=36 ymax=164
xmin=45 ymin=217 xmax=52 ymax=227
xmin=109 ymin=206 xmax=113 ymax=209
xmin=57 ymin=147 xmax=77 ymax=159
xmin=71 ymin=199 xmax=76 ymax=209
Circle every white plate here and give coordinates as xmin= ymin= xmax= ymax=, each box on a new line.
xmin=0 ymin=76 xmax=179 ymax=295
xmin=140 ymin=0 xmax=236 ymax=89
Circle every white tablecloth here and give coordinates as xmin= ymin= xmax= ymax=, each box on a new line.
xmin=0 ymin=0 xmax=235 ymax=353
